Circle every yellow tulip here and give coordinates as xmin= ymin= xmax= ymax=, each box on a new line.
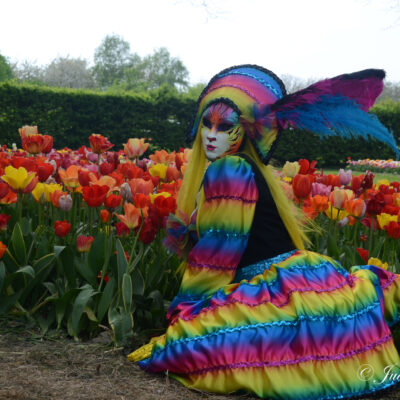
xmin=376 ymin=179 xmax=390 ymax=189
xmin=282 ymin=161 xmax=300 ymax=178
xmin=377 ymin=213 xmax=398 ymax=229
xmin=32 ymin=183 xmax=63 ymax=202
xmin=368 ymin=257 xmax=388 ymax=270
xmin=149 ymin=163 xmax=168 ymax=180
xmin=325 ymin=204 xmax=348 ymax=220
xmin=2 ymin=166 xmax=36 ymax=191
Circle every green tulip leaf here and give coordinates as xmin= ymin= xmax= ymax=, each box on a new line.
xmin=122 ymin=273 xmax=133 ymax=313
xmin=11 ymin=223 xmax=26 ymax=265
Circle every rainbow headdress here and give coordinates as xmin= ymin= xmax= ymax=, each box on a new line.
xmin=189 ymin=65 xmax=399 ymax=163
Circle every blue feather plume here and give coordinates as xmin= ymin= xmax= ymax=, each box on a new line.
xmin=275 ymin=95 xmax=400 ymax=158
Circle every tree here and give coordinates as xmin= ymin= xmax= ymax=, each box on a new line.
xmin=124 ymin=47 xmax=189 ymax=91
xmin=43 ymin=56 xmax=95 ymax=89
xmin=0 ymin=53 xmax=13 ymax=82
xmin=93 ymin=34 xmax=134 ymax=89
xmin=12 ymin=60 xmax=45 ymax=84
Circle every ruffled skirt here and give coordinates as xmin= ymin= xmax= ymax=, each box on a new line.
xmin=131 ymin=250 xmax=400 ymax=399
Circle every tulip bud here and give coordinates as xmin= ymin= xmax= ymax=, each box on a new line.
xmin=120 ymin=182 xmax=132 ymax=202
xmin=59 ymin=194 xmax=73 ymax=212
xmin=339 ymin=169 xmax=352 ymax=186
xmin=77 ymin=235 xmax=94 ymax=253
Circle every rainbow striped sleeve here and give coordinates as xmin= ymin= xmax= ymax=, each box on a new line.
xmin=167 ymin=156 xmax=258 ymax=321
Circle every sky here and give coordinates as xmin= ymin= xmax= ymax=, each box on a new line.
xmin=1 ymin=0 xmax=400 ymax=85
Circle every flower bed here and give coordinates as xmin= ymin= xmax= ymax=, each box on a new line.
xmin=347 ymin=158 xmax=400 ymax=174
xmin=1 ymin=128 xmax=399 ymax=345
xmin=0 ymin=126 xmax=191 ymax=345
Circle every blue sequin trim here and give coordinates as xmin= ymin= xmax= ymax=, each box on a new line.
xmin=233 ymin=250 xmax=297 ymax=281
xmin=217 ymin=71 xmax=281 ymax=97
xmin=153 ymin=301 xmax=381 ymax=356
xmin=200 ymin=228 xmax=249 ymax=239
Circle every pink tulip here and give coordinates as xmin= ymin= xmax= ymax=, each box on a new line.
xmin=339 ymin=169 xmax=352 ymax=185
xmin=311 ymin=182 xmax=332 ymax=197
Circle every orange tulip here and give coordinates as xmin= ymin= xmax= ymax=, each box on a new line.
xmin=0 ymin=241 xmax=6 ymax=259
xmin=149 ymin=149 xmax=175 ymax=164
xmin=310 ymin=195 xmax=329 ymax=212
xmin=344 ymin=198 xmax=366 ymax=217
xmin=165 ymin=166 xmax=181 ymax=182
xmin=123 ymin=138 xmax=149 ymax=159
xmin=58 ymin=165 xmax=81 ymax=189
xmin=50 ymin=190 xmax=69 ymax=207
xmin=115 ymin=203 xmax=148 ymax=229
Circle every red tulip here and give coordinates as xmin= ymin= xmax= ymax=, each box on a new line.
xmin=115 ymin=221 xmax=130 ymax=237
xmin=133 ymin=193 xmax=151 ymax=209
xmin=0 ymin=182 xmax=9 ymax=199
xmin=366 ymin=192 xmax=385 ymax=216
xmin=298 ymin=159 xmax=317 ymax=175
xmin=136 ymin=217 xmax=157 ymax=244
xmin=82 ymin=185 xmax=108 ymax=207
xmin=351 ymin=175 xmax=364 ymax=193
xmin=100 ymin=162 xmax=114 ymax=176
xmin=386 ymin=221 xmax=400 ymax=239
xmin=104 ymin=193 xmax=122 ymax=210
xmin=356 ymin=248 xmax=369 ymax=263
xmin=89 ymin=134 xmax=113 ymax=154
xmin=76 ymin=235 xmax=94 ymax=253
xmin=361 ymin=171 xmax=374 ymax=190
xmin=36 ymin=162 xmax=54 ymax=182
xmin=78 ymin=169 xmax=94 ymax=187
xmin=153 ymin=195 xmax=177 ymax=218
xmin=41 ymin=135 xmax=54 ymax=153
xmin=54 ymin=220 xmax=71 ymax=237
xmin=292 ymin=174 xmax=312 ymax=199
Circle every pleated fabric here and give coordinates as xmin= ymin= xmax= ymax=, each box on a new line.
xmin=132 ymin=155 xmax=400 ymax=399
xmin=139 ymin=250 xmax=400 ymax=399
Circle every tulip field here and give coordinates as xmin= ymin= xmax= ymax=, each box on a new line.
xmin=1 ymin=127 xmax=400 ymax=346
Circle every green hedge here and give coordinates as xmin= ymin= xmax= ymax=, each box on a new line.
xmin=0 ymin=83 xmax=196 ymax=150
xmin=0 ymin=83 xmax=399 ymax=166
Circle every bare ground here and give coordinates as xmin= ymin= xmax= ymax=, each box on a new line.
xmin=1 ymin=319 xmax=400 ymax=400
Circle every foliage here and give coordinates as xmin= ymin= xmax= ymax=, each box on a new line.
xmin=122 ymin=47 xmax=189 ymax=91
xmin=43 ymin=57 xmax=95 ymax=89
xmin=0 ymin=136 xmax=187 ymax=345
xmin=93 ymin=34 xmax=134 ymax=89
xmin=0 ymin=53 xmax=13 ymax=82
xmin=0 ymin=82 xmax=196 ymax=150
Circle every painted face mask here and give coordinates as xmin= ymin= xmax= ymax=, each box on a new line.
xmin=200 ymin=102 xmax=244 ymax=161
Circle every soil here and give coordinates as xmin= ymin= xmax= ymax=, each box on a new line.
xmin=1 ymin=319 xmax=400 ymax=400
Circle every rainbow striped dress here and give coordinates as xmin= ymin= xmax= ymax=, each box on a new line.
xmin=129 ymin=155 xmax=400 ymax=399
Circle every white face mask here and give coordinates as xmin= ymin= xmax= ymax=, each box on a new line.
xmin=200 ymin=103 xmax=240 ymax=161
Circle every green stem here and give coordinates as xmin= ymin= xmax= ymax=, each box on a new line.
xmin=128 ymin=211 xmax=144 ymax=271
xmin=368 ymin=215 xmax=374 ymax=259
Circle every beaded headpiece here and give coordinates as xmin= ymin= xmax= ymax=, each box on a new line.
xmin=189 ymin=65 xmax=399 ymax=163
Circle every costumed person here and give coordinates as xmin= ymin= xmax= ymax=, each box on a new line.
xmin=128 ymin=65 xmax=400 ymax=399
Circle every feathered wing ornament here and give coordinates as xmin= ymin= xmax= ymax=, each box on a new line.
xmin=247 ymin=69 xmax=399 ymax=161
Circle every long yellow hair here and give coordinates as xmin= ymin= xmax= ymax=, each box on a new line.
xmin=176 ymin=133 xmax=309 ymax=251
